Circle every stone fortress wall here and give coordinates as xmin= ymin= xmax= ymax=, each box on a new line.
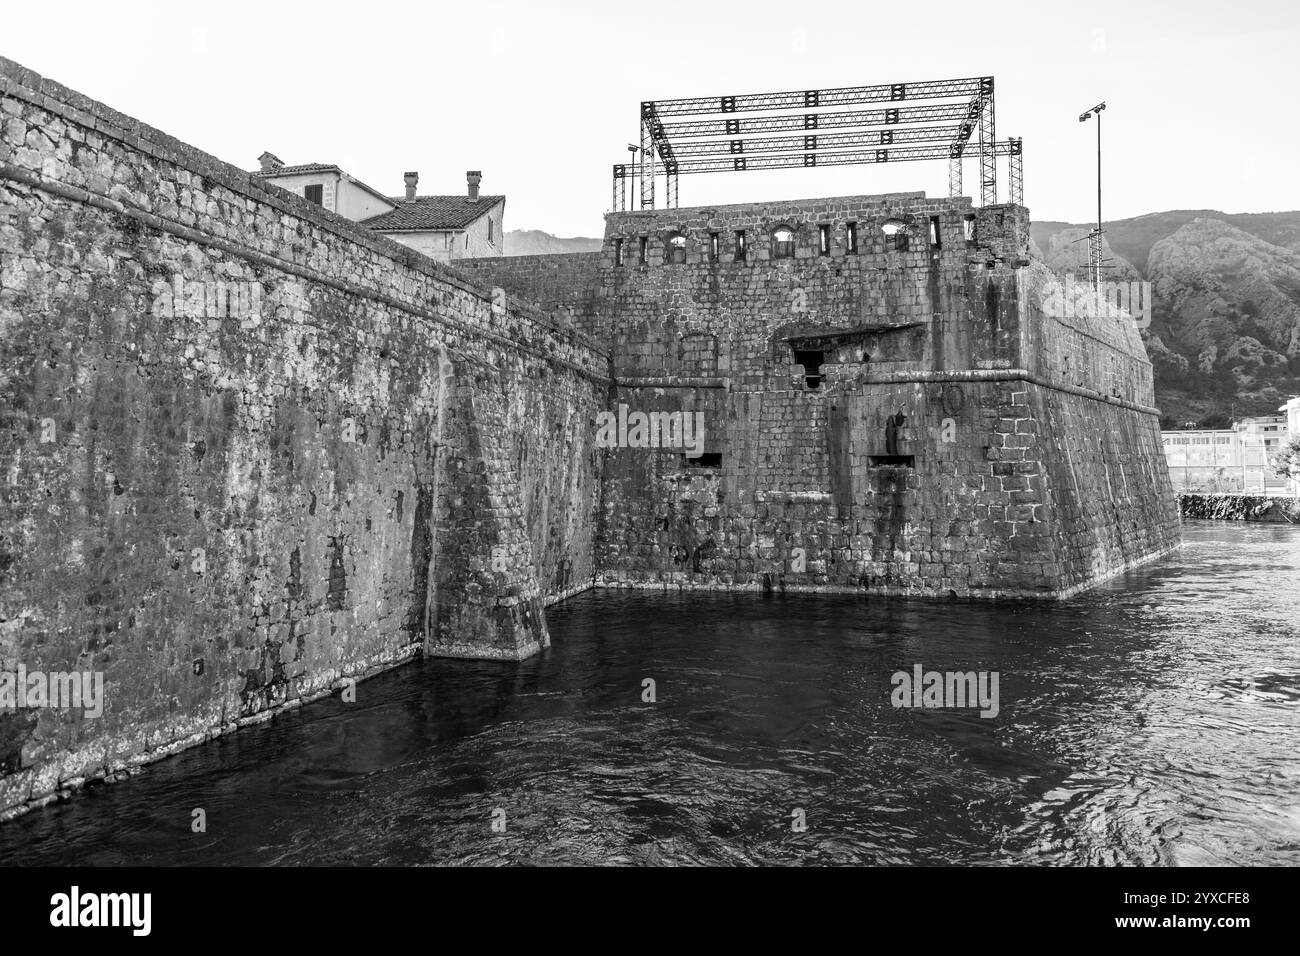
xmin=462 ymin=193 xmax=1179 ymax=598
xmin=0 ymin=57 xmax=608 ymax=818
xmin=0 ymin=54 xmax=1179 ymax=821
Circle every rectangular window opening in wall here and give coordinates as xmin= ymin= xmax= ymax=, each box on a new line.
xmin=868 ymin=455 xmax=915 ymax=467
xmin=614 ymin=238 xmax=624 ymax=266
xmin=929 ymin=216 xmax=942 ymax=249
xmin=710 ymin=232 xmax=720 ymax=261
xmin=304 ymin=184 xmax=323 ymax=205
xmin=818 ymin=224 xmax=831 ymax=256
xmin=488 ymin=218 xmax=494 ymax=243
xmin=964 ymin=214 xmax=976 ymax=244
xmin=667 ymin=234 xmax=686 ymax=264
xmin=639 ymin=236 xmax=648 ymax=265
xmin=847 ymin=221 xmax=858 ymax=254
xmin=735 ymin=230 xmax=747 ymax=262
xmin=682 ymin=452 xmax=723 ymax=468
xmin=793 ymin=349 xmax=824 ymax=390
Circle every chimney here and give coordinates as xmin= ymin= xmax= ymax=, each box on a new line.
xmin=403 ymin=171 xmax=419 ymax=201
xmin=467 ymin=170 xmax=482 ymax=202
xmin=258 ymin=151 xmax=284 ymax=173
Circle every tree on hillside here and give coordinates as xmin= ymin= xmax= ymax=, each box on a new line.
xmin=1271 ymin=437 xmax=1300 ymax=483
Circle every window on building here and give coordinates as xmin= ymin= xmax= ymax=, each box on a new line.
xmin=304 ymin=184 xmax=323 ymax=205
xmin=929 ymin=215 xmax=942 ymax=249
xmin=735 ymin=230 xmax=747 ymax=262
xmin=488 ymin=217 xmax=494 ymax=243
xmin=963 ymin=214 xmax=976 ymax=243
xmin=818 ymin=224 xmax=831 ymax=256
xmin=846 ymin=222 xmax=858 ymax=254
xmin=709 ymin=232 xmax=720 ymax=261
xmin=772 ymin=226 xmax=795 ymax=259
xmin=614 ymin=238 xmax=624 ymax=266
xmin=639 ymin=236 xmax=648 ymax=265
xmin=666 ymin=232 xmax=686 ymax=264
xmin=881 ymin=219 xmax=908 ymax=252
xmin=793 ymin=349 xmax=824 ymax=390
xmin=681 ymin=452 xmax=723 ymax=468
xmin=869 ymin=454 xmax=915 ymax=468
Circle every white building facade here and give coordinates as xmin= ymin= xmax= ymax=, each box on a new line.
xmin=254 ymin=156 xmax=504 ymax=264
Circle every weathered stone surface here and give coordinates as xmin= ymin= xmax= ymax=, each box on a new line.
xmin=461 ymin=193 xmax=1180 ymax=599
xmin=0 ymin=53 xmax=1182 ymax=823
xmin=1179 ymin=493 xmax=1300 ymax=522
xmin=0 ymin=57 xmax=606 ymax=818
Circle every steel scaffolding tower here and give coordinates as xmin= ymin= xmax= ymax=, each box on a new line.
xmin=611 ymin=76 xmax=1024 ymax=211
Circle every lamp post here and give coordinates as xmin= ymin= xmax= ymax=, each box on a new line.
xmin=1078 ymin=102 xmax=1106 ymax=289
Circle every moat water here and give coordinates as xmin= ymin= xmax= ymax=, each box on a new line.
xmin=2 ymin=522 xmax=1298 ymax=866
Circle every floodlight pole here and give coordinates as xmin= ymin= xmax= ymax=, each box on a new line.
xmin=1079 ymin=102 xmax=1106 ymax=289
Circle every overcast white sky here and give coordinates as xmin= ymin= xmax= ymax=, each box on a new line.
xmin=4 ymin=0 xmax=1296 ymax=236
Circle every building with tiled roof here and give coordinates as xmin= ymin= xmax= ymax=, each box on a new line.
xmin=254 ymin=154 xmax=504 ymax=263
xmin=254 ymin=153 xmax=396 ymax=222
xmin=363 ymin=171 xmax=504 ymax=262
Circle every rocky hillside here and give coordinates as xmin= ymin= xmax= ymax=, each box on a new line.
xmin=1033 ymin=211 xmax=1300 ymax=426
xmin=1039 ymin=226 xmax=1141 ymax=282
xmin=1031 ymin=211 xmax=1300 ymax=277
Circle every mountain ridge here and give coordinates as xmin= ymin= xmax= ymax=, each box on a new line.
xmin=503 ymin=229 xmax=602 ymax=256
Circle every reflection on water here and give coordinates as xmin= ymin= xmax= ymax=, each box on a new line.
xmin=2 ymin=522 xmax=1298 ymax=866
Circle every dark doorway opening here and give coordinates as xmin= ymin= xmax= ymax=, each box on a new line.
xmin=793 ymin=349 xmax=824 ymax=389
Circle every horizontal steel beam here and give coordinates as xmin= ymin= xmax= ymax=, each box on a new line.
xmin=657 ymin=139 xmax=1022 ymax=176
xmin=665 ymin=125 xmax=968 ymax=159
xmin=652 ymin=102 xmax=978 ymax=141
xmin=642 ymin=77 xmax=992 ymax=117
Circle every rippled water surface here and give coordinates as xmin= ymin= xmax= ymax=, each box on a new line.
xmin=3 ymin=522 xmax=1299 ymax=866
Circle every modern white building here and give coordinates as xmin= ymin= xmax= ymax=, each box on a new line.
xmin=254 ymin=155 xmax=504 ymax=264
xmin=1161 ymin=414 xmax=1291 ymax=493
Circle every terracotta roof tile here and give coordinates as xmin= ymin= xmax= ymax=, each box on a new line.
xmin=363 ymin=195 xmax=504 ymax=231
xmin=253 ymin=163 xmax=340 ymax=176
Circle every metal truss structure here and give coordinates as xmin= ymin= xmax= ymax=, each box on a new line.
xmin=611 ymin=77 xmax=1024 ymax=211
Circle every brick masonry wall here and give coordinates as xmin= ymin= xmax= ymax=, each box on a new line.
xmin=0 ymin=58 xmax=607 ymax=818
